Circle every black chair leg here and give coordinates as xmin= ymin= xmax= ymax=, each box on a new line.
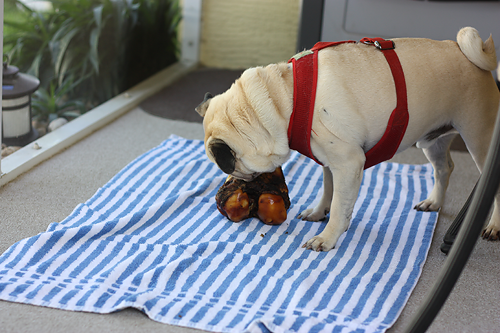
xmin=440 ymin=182 xmax=478 ymax=254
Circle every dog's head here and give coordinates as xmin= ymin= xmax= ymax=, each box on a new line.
xmin=195 ymin=67 xmax=291 ymax=181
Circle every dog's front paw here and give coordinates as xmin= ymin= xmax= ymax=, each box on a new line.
xmin=414 ymin=198 xmax=441 ymax=212
xmin=302 ymin=234 xmax=336 ymax=252
xmin=298 ymin=208 xmax=329 ymax=222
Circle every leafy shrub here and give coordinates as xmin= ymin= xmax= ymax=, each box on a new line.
xmin=4 ymin=0 xmax=181 ymax=121
xmin=31 ymin=78 xmax=86 ymax=122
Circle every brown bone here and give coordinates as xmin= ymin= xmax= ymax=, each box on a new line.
xmin=215 ymin=167 xmax=290 ymax=224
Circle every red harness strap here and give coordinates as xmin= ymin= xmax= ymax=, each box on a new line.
xmin=287 ymin=38 xmax=409 ymax=169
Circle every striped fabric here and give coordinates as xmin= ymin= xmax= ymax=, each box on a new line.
xmin=0 ymin=135 xmax=437 ymax=333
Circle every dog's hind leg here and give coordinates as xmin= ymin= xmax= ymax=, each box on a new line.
xmin=459 ymin=112 xmax=500 ymax=240
xmin=454 ymin=100 xmax=500 ymax=240
xmin=482 ymin=197 xmax=500 ymax=240
xmin=415 ymin=133 xmax=457 ymax=212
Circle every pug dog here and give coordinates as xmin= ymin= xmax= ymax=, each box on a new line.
xmin=195 ymin=27 xmax=500 ymax=251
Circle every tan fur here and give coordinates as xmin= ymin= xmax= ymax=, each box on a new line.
xmin=198 ymin=27 xmax=500 ymax=251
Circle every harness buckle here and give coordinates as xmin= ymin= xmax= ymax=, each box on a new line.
xmin=361 ymin=38 xmax=395 ymax=50
xmin=374 ymin=40 xmax=395 ymax=50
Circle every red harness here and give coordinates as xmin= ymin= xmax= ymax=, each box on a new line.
xmin=287 ymin=38 xmax=409 ymax=169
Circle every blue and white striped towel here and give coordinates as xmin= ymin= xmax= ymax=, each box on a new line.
xmin=0 ymin=135 xmax=437 ymax=333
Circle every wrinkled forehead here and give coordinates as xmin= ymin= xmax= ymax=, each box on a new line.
xmin=202 ymin=93 xmax=234 ymax=141
xmin=201 ymin=94 xmax=218 ymax=136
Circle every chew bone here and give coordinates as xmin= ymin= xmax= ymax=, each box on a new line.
xmin=215 ymin=167 xmax=290 ymax=224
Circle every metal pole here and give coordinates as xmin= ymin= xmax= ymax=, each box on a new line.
xmin=0 ymin=0 xmax=4 ymax=177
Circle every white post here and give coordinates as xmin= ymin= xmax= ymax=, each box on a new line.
xmin=0 ymin=0 xmax=4 ymax=177
xmin=181 ymin=0 xmax=202 ymax=65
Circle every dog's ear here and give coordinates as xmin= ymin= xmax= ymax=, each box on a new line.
xmin=195 ymin=92 xmax=213 ymax=117
xmin=209 ymin=139 xmax=236 ymax=174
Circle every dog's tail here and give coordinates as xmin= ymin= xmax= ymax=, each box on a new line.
xmin=457 ymin=27 xmax=497 ymax=72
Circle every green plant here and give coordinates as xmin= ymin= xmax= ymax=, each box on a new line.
xmin=31 ymin=78 xmax=86 ymax=122
xmin=4 ymin=0 xmax=181 ymax=120
xmin=3 ymin=0 xmax=27 ymax=47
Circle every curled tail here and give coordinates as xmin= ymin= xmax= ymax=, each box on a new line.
xmin=457 ymin=27 xmax=497 ymax=71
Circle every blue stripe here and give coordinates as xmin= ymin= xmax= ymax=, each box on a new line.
xmin=98 ymin=243 xmax=141 ymax=280
xmin=161 ymin=244 xmax=209 ymax=297
xmin=9 ymin=283 xmax=31 ymax=297
xmin=4 ymin=234 xmax=42 ymax=269
xmin=31 ymin=226 xmax=93 ymax=274
xmin=147 ymin=246 xmax=186 ymax=291
xmin=42 ymin=285 xmax=64 ymax=303
xmin=54 ymin=206 xmax=95 ymax=232
xmin=112 ymin=245 xmax=155 ymax=287
xmin=79 ymin=241 xmax=125 ymax=280
xmin=51 ymin=223 xmax=124 ymax=278
xmin=75 ymin=285 xmax=98 ymax=307
xmin=129 ymin=245 xmax=172 ymax=288
xmin=25 ymin=284 xmax=44 ymax=299
xmin=0 ymin=241 xmax=20 ymax=266
xmin=59 ymin=288 xmax=81 ymax=305
xmin=94 ymin=289 xmax=114 ymax=308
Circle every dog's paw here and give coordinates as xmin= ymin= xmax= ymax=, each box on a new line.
xmin=414 ymin=199 xmax=441 ymax=212
xmin=298 ymin=208 xmax=329 ymax=222
xmin=482 ymin=225 xmax=500 ymax=241
xmin=302 ymin=235 xmax=336 ymax=252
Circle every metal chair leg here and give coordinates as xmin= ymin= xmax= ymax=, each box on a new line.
xmin=440 ymin=182 xmax=477 ymax=254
